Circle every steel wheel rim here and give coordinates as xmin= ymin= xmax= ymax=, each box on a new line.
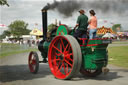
xmin=28 ymin=52 xmax=36 ymax=73
xmin=67 ymin=35 xmax=82 ymax=74
xmin=48 ymin=36 xmax=75 ymax=79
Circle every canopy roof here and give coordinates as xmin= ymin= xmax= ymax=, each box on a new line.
xmin=97 ymin=26 xmax=116 ymax=34
xmin=30 ymin=28 xmax=43 ymax=36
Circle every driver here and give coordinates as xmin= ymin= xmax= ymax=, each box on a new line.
xmin=74 ymin=9 xmax=88 ymax=39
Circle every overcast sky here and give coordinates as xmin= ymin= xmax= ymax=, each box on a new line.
xmin=0 ymin=0 xmax=128 ymax=34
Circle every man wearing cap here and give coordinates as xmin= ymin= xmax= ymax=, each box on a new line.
xmin=74 ymin=9 xmax=88 ymax=39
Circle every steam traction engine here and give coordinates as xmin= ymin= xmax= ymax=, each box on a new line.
xmin=28 ymin=9 xmax=111 ymax=80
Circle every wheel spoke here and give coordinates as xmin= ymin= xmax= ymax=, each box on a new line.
xmin=57 ymin=59 xmax=61 ymax=66
xmin=68 ymin=46 xmax=71 ymax=52
xmin=66 ymin=57 xmax=73 ymax=62
xmin=54 ymin=62 xmax=61 ymax=71
xmin=55 ymin=52 xmax=61 ymax=56
xmin=60 ymin=38 xmax=65 ymax=48
xmin=65 ymin=53 xmax=73 ymax=62
xmin=32 ymin=60 xmax=36 ymax=65
xmin=57 ymin=64 xmax=63 ymax=73
xmin=63 ymin=63 xmax=67 ymax=74
xmin=64 ymin=44 xmax=69 ymax=52
xmin=64 ymin=59 xmax=72 ymax=67
xmin=60 ymin=43 xmax=62 ymax=52
xmin=52 ymin=45 xmax=63 ymax=54
xmin=52 ymin=59 xmax=61 ymax=64
xmin=52 ymin=58 xmax=61 ymax=71
xmin=66 ymin=63 xmax=68 ymax=73
xmin=65 ymin=53 xmax=73 ymax=57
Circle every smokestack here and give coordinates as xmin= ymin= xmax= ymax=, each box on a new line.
xmin=41 ymin=9 xmax=47 ymax=40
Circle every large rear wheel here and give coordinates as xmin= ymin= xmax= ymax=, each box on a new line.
xmin=80 ymin=68 xmax=102 ymax=77
xmin=48 ymin=35 xmax=82 ymax=79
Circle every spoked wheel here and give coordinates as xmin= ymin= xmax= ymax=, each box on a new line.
xmin=80 ymin=68 xmax=102 ymax=77
xmin=48 ymin=35 xmax=82 ymax=80
xmin=28 ymin=51 xmax=39 ymax=74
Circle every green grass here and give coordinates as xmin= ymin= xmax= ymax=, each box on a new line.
xmin=108 ymin=46 xmax=128 ymax=68
xmin=112 ymin=40 xmax=128 ymax=44
xmin=0 ymin=43 xmax=38 ymax=58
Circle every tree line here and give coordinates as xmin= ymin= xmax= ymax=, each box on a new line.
xmin=0 ymin=20 xmax=31 ymax=40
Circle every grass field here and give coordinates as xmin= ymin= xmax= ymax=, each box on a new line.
xmin=0 ymin=43 xmax=38 ymax=58
xmin=108 ymin=46 xmax=128 ymax=68
xmin=112 ymin=40 xmax=128 ymax=44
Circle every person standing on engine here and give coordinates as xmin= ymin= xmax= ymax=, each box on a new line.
xmin=88 ymin=10 xmax=97 ymax=39
xmin=74 ymin=9 xmax=88 ymax=39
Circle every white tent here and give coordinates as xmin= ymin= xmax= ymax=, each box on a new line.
xmin=102 ymin=33 xmax=115 ymax=38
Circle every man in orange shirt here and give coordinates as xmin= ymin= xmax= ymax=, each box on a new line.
xmin=88 ymin=10 xmax=97 ymax=39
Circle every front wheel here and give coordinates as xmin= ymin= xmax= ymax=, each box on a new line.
xmin=28 ymin=51 xmax=39 ymax=74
